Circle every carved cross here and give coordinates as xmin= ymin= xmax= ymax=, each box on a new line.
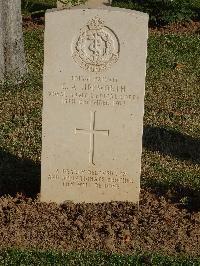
xmin=75 ymin=111 xmax=109 ymax=165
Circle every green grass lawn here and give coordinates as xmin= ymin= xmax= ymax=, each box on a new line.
xmin=143 ymin=33 xmax=200 ymax=209
xmin=0 ymin=249 xmax=200 ymax=265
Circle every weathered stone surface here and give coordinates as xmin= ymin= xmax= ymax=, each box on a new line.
xmin=0 ymin=0 xmax=27 ymax=83
xmin=41 ymin=8 xmax=148 ymax=204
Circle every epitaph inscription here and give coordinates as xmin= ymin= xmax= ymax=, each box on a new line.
xmin=48 ymin=168 xmax=135 ymax=190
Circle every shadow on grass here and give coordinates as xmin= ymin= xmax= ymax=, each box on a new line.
xmin=0 ymin=149 xmax=40 ymax=199
xmin=143 ymin=125 xmax=200 ymax=211
xmin=143 ymin=126 xmax=200 ymax=165
xmin=0 ymin=126 xmax=199 ymax=211
xmin=143 ymin=176 xmax=200 ymax=211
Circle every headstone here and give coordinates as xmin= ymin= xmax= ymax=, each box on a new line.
xmin=0 ymin=0 xmax=27 ymax=83
xmin=57 ymin=0 xmax=111 ymax=9
xmin=41 ymin=6 xmax=148 ymax=203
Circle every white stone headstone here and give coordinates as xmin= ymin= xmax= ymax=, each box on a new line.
xmin=41 ymin=7 xmax=148 ymax=204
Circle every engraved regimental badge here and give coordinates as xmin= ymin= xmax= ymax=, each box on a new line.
xmin=72 ymin=16 xmax=120 ymax=73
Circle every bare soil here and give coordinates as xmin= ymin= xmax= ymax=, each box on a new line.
xmin=150 ymin=20 xmax=200 ymax=35
xmin=23 ymin=16 xmax=45 ymax=31
xmin=0 ymin=189 xmax=199 ymax=256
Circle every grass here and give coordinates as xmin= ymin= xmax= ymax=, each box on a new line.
xmin=0 ymin=249 xmax=200 ymax=265
xmin=142 ymin=33 xmax=200 ymax=209
xmin=0 ymin=26 xmax=200 ymax=206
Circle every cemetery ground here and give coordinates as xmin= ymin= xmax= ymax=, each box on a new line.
xmin=0 ymin=4 xmax=200 ymax=266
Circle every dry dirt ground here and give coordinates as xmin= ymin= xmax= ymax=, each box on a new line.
xmin=0 ymin=190 xmax=199 ymax=256
xmin=150 ymin=20 xmax=200 ymax=34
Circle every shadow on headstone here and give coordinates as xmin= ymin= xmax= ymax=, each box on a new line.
xmin=0 ymin=149 xmax=40 ymax=198
xmin=143 ymin=126 xmax=200 ymax=165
